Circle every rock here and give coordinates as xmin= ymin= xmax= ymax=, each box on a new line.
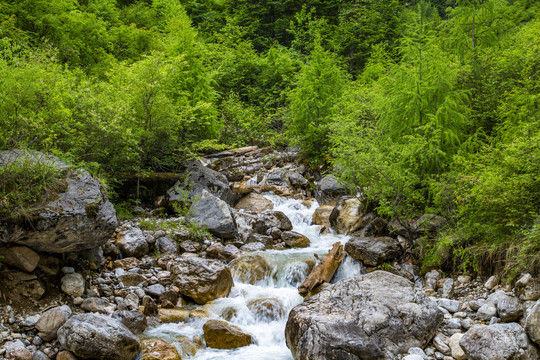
xmin=460 ymin=323 xmax=539 ymax=360
xmin=517 ymin=279 xmax=540 ymax=301
xmin=179 ymin=240 xmax=200 ymax=253
xmin=156 ymin=236 xmax=178 ymax=255
xmin=167 ymin=160 xmax=235 ymax=206
xmin=118 ymin=273 xmax=146 ymax=287
xmin=288 ymin=172 xmax=308 ymax=187
xmin=158 ymin=308 xmax=190 ymax=323
xmin=329 ymin=197 xmax=368 ymax=235
xmin=141 ymin=339 xmax=182 ymax=360
xmin=433 ymin=336 xmax=451 ymax=355
xmin=487 ymin=290 xmax=523 ymax=322
xmin=440 ymin=278 xmax=455 ymax=299
xmin=485 ymin=275 xmax=500 ymax=290
xmin=315 ymin=175 xmax=348 ymax=206
xmin=20 ymin=315 xmax=40 ymax=327
xmin=477 ymin=303 xmax=497 ymax=321
xmin=285 ymin=271 xmax=443 ymax=360
xmin=188 ymin=190 xmax=237 ymax=239
xmin=112 ymin=310 xmax=147 ymax=334
xmin=259 ymin=211 xmax=293 ymax=231
xmin=415 ymin=214 xmax=448 ymax=234
xmin=230 ymin=254 xmax=272 ymax=284
xmin=0 ymin=246 xmax=39 ymax=272
xmin=240 ymin=242 xmax=266 ymax=252
xmin=61 ymin=273 xmax=85 ymax=297
xmin=58 ymin=313 xmax=140 ymax=360
xmin=436 ymin=299 xmax=460 ymax=313
xmin=344 ymin=237 xmax=402 ymax=266
xmin=56 ymin=351 xmax=77 ymax=360
xmin=247 ymin=298 xmax=285 ymax=321
xmin=143 ymin=295 xmax=158 ymax=317
xmin=281 ymin=231 xmax=310 ymax=248
xmin=203 ymin=319 xmax=252 ymax=349
xmin=425 ymin=270 xmax=441 ymax=291
xmin=516 ymin=274 xmax=532 ymax=287
xmin=36 ymin=254 xmax=62 ymax=275
xmin=220 ymin=244 xmax=240 ymax=261
xmin=0 ymin=151 xmax=117 ymax=253
xmin=81 ymin=297 xmax=115 ymax=315
xmin=403 ymin=356 xmax=424 ymax=360
xmin=449 ymin=333 xmax=466 ymax=360
xmin=170 ymin=257 xmax=234 ymax=304
xmin=117 ymin=227 xmax=148 ymax=258
xmin=312 ymin=205 xmax=333 ymax=229
xmin=190 ymin=307 xmax=211 ymax=318
xmin=145 ymin=284 xmax=165 ymax=298
xmin=35 ymin=305 xmax=72 ymax=341
xmin=3 ymin=339 xmax=32 ymax=360
xmin=235 ymin=193 xmax=274 ymax=213
xmin=32 ymin=350 xmax=49 ymax=360
xmin=525 ymin=300 xmax=540 ymax=345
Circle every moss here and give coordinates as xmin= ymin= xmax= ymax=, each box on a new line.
xmin=85 ymin=202 xmax=100 ymax=219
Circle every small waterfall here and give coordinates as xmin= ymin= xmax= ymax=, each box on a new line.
xmin=143 ymin=193 xmax=363 ymax=359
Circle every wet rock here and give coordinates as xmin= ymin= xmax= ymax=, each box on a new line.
xmin=35 ymin=305 xmax=72 ymax=341
xmin=285 ymin=271 xmax=443 ymax=360
xmin=190 ymin=307 xmax=211 ymax=319
xmin=0 ymin=151 xmax=117 ymax=253
xmin=344 ymin=237 xmax=402 ymax=266
xmin=329 ymin=197 xmax=368 ymax=235
xmin=188 ymin=190 xmax=237 ymax=239
xmin=81 ymin=297 xmax=115 ymax=315
xmin=460 ymin=323 xmax=539 ymax=360
xmin=315 ymin=175 xmax=348 ymax=206
xmin=281 ymin=231 xmax=310 ymax=248
xmin=141 ymin=339 xmax=182 ymax=360
xmin=235 ymin=193 xmax=274 ymax=213
xmin=112 ymin=310 xmax=147 ymax=334
xmin=259 ymin=211 xmax=293 ymax=231
xmin=247 ymin=298 xmax=285 ymax=321
xmin=58 ymin=313 xmax=140 ymax=360
xmin=158 ymin=309 xmax=189 ymax=323
xmin=61 ymin=272 xmax=85 ymax=297
xmin=156 ymin=236 xmax=178 ymax=255
xmin=203 ymin=319 xmax=252 ymax=349
xmin=3 ymin=339 xmax=32 ymax=360
xmin=230 ymin=254 xmax=272 ymax=284
xmin=312 ymin=205 xmax=333 ymax=229
xmin=0 ymin=246 xmax=39 ymax=272
xmin=170 ymin=257 xmax=234 ymax=304
xmin=525 ymin=300 xmax=540 ymax=345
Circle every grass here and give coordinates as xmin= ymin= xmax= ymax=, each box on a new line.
xmin=0 ymin=151 xmax=67 ymax=222
xmin=139 ymin=217 xmax=210 ymax=243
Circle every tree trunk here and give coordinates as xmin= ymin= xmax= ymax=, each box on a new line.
xmin=298 ymin=242 xmax=345 ymax=297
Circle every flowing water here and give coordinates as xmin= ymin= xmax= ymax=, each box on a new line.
xmin=144 ymin=193 xmax=364 ymax=359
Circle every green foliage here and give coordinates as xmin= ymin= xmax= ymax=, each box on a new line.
xmin=0 ymin=152 xmax=67 ymax=222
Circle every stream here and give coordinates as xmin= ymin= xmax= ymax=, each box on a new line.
xmin=144 ymin=193 xmax=363 ymax=359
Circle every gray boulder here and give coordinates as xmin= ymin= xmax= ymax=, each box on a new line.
xmin=112 ymin=310 xmax=147 ymax=334
xmin=117 ymin=227 xmax=148 ymax=258
xmin=57 ymin=313 xmax=140 ymax=360
xmin=460 ymin=323 xmax=539 ymax=360
xmin=487 ymin=290 xmax=523 ymax=322
xmin=344 ymin=237 xmax=402 ymax=266
xmin=188 ymin=190 xmax=237 ymax=239
xmin=0 ymin=151 xmax=117 ymax=253
xmin=285 ymin=271 xmax=443 ymax=360
xmin=170 ymin=256 xmax=234 ymax=304
xmin=156 ymin=236 xmax=178 ymax=255
xmin=315 ymin=175 xmax=348 ymax=206
xmin=329 ymin=197 xmax=369 ymax=235
xmin=167 ymin=160 xmax=235 ymax=206
xmin=525 ymin=300 xmax=540 ymax=345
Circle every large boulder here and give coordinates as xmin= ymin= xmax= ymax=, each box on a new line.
xmin=285 ymin=271 xmax=443 ymax=360
xmin=0 ymin=151 xmax=117 ymax=253
xmin=170 ymin=257 xmax=234 ymax=304
xmin=281 ymin=231 xmax=310 ymax=248
xmin=117 ymin=227 xmax=149 ymax=258
xmin=235 ymin=193 xmax=274 ymax=213
xmin=230 ymin=254 xmax=272 ymax=284
xmin=329 ymin=197 xmax=369 ymax=235
xmin=188 ymin=190 xmax=237 ymax=239
xmin=487 ymin=290 xmax=523 ymax=323
xmin=167 ymin=160 xmax=235 ymax=206
xmin=35 ymin=305 xmax=72 ymax=341
xmin=315 ymin=175 xmax=348 ymax=206
xmin=203 ymin=319 xmax=252 ymax=349
xmin=259 ymin=211 xmax=293 ymax=231
xmin=312 ymin=205 xmax=334 ymax=229
xmin=57 ymin=313 xmax=140 ymax=360
xmin=525 ymin=300 xmax=540 ymax=345
xmin=460 ymin=323 xmax=539 ymax=360
xmin=344 ymin=237 xmax=402 ymax=266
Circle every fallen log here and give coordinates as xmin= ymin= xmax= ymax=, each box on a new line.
xmin=298 ymin=242 xmax=345 ymax=297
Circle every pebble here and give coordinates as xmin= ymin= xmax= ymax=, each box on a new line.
xmin=62 ymin=267 xmax=75 ymax=274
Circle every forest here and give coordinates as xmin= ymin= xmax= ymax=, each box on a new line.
xmin=0 ymin=0 xmax=539 ymax=277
